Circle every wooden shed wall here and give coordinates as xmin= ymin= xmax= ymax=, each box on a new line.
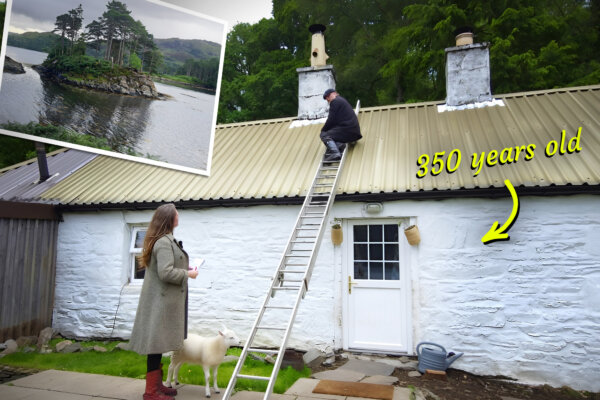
xmin=0 ymin=206 xmax=59 ymax=342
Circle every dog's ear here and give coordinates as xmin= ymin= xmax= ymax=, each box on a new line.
xmin=218 ymin=331 xmax=224 ymax=336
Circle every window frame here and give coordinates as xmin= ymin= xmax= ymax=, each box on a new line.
xmin=129 ymin=225 xmax=148 ymax=283
xmin=352 ymin=222 xmax=401 ymax=281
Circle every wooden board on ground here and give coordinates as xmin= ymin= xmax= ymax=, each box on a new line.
xmin=312 ymin=379 xmax=394 ymax=400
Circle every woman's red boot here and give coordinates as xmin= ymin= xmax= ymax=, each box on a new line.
xmin=143 ymin=369 xmax=172 ymax=400
xmin=158 ymin=364 xmax=177 ymax=396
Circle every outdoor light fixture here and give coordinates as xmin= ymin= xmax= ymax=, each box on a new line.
xmin=364 ymin=202 xmax=383 ymax=214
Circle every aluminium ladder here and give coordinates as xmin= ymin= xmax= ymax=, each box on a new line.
xmin=222 ymin=146 xmax=349 ymax=400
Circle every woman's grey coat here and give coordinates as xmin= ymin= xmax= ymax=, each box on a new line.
xmin=129 ymin=233 xmax=189 ymax=355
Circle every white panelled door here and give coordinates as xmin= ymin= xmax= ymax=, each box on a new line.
xmin=343 ymin=220 xmax=411 ymax=353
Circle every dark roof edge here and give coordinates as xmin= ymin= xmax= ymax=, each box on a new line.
xmin=0 ymin=200 xmax=62 ymax=220
xmin=54 ymin=184 xmax=600 ymax=212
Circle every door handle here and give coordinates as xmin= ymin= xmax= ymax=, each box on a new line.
xmin=348 ymin=275 xmax=358 ymax=294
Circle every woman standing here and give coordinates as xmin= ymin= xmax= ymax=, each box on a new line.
xmin=129 ymin=203 xmax=198 ymax=400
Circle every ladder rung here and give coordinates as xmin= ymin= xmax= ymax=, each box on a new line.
xmin=257 ymin=325 xmax=287 ymax=330
xmin=285 ymin=255 xmax=310 ymax=258
xmin=248 ymin=348 xmax=279 ymax=355
xmin=282 ymin=269 xmax=305 ymax=272
xmin=237 ymin=374 xmax=270 ymax=381
xmin=280 ymin=279 xmax=303 ymax=283
xmin=296 ymin=227 xmax=318 ymax=230
xmin=272 ymin=286 xmax=301 ymax=290
xmin=265 ymin=305 xmax=294 ymax=309
xmin=291 ymin=240 xmax=315 ymax=243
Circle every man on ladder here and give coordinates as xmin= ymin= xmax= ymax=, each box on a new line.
xmin=320 ymin=89 xmax=362 ymax=161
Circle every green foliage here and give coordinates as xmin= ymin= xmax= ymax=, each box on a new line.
xmin=7 ymin=31 xmax=60 ymax=53
xmin=218 ymin=0 xmax=600 ymax=123
xmin=176 ymin=57 xmax=220 ymax=89
xmin=43 ymin=54 xmax=130 ymax=80
xmin=1 ymin=122 xmax=112 ymax=151
xmin=0 ymin=136 xmax=43 ymax=170
xmin=129 ymin=52 xmax=142 ymax=71
xmin=0 ymin=344 xmax=310 ymax=394
xmin=0 ymin=2 xmax=5 ymax=45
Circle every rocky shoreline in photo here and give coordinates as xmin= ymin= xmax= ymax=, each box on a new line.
xmin=32 ymin=63 xmax=162 ymax=99
xmin=3 ymin=56 xmax=26 ymax=74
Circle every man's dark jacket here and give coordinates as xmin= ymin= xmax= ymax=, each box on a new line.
xmin=320 ymin=96 xmax=362 ymax=143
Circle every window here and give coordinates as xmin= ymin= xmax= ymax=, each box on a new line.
xmin=130 ymin=226 xmax=147 ymax=281
xmin=353 ymin=224 xmax=400 ymax=280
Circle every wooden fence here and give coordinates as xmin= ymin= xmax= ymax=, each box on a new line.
xmin=0 ymin=202 xmax=60 ymax=342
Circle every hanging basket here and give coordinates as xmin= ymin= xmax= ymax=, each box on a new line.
xmin=331 ymin=226 xmax=343 ymax=245
xmin=404 ymin=225 xmax=421 ymax=246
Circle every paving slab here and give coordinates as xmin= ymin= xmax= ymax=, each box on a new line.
xmin=285 ymin=378 xmax=346 ymax=400
xmin=0 ymin=384 xmax=97 ymax=399
xmin=338 ymin=359 xmax=395 ymax=377
xmin=312 ymin=370 xmax=365 ymax=383
xmin=347 ymin=387 xmax=411 ymax=400
xmin=232 ymin=390 xmax=295 ymax=400
xmin=359 ymin=375 xmax=399 ymax=385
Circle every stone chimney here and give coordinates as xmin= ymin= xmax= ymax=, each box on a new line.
xmin=296 ymin=24 xmax=336 ymax=120
xmin=445 ymin=28 xmax=492 ymax=106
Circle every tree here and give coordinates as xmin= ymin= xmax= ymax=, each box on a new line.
xmin=217 ymin=0 xmax=600 ymax=123
xmin=85 ymin=20 xmax=104 ymax=57
xmin=53 ymin=13 xmax=70 ymax=55
xmin=66 ymin=4 xmax=84 ymax=54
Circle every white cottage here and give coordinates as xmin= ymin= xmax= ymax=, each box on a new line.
xmin=1 ymin=34 xmax=599 ymax=392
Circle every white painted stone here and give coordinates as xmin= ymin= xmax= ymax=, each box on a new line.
xmin=51 ymin=196 xmax=600 ymax=391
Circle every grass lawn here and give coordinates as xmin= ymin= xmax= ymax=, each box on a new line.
xmin=0 ymin=340 xmax=310 ymax=394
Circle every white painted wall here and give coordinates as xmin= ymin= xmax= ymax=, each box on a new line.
xmin=53 ymin=195 xmax=600 ymax=391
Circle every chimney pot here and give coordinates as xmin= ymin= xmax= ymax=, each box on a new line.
xmin=308 ymin=24 xmax=329 ymax=67
xmin=453 ymin=26 xmax=474 ymax=46
xmin=455 ymin=32 xmax=474 ymax=46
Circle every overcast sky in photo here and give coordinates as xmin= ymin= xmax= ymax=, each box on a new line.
xmin=8 ymin=0 xmax=228 ymax=44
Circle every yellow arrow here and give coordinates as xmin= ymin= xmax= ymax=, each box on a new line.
xmin=481 ymin=179 xmax=520 ymax=245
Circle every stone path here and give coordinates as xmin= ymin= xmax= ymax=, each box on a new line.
xmin=0 ymin=356 xmax=413 ymax=400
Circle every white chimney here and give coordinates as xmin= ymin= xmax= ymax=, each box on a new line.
xmin=296 ymin=24 xmax=336 ymax=120
xmin=445 ymin=28 xmax=492 ymax=106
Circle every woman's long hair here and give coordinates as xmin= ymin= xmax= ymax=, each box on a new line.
xmin=137 ymin=203 xmax=177 ymax=268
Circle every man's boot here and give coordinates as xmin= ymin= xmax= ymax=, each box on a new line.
xmin=336 ymin=142 xmax=347 ymax=153
xmin=324 ymin=140 xmax=342 ymax=161
xmin=144 ymin=369 xmax=172 ymax=400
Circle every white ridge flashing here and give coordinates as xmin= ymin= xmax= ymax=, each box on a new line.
xmin=289 ymin=117 xmax=327 ymax=129
xmin=438 ymin=98 xmax=505 ymax=113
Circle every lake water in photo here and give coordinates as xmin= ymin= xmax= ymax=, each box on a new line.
xmin=0 ymin=46 xmax=215 ymax=171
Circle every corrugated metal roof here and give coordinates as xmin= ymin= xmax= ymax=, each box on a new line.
xmin=0 ymin=149 xmax=97 ymax=203
xmin=39 ymin=85 xmax=600 ymax=206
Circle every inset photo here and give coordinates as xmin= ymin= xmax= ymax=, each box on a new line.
xmin=0 ymin=0 xmax=10 ymax=86
xmin=0 ymin=0 xmax=226 ymax=175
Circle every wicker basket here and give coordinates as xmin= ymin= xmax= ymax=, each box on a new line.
xmin=404 ymin=225 xmax=421 ymax=246
xmin=331 ymin=226 xmax=343 ymax=245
